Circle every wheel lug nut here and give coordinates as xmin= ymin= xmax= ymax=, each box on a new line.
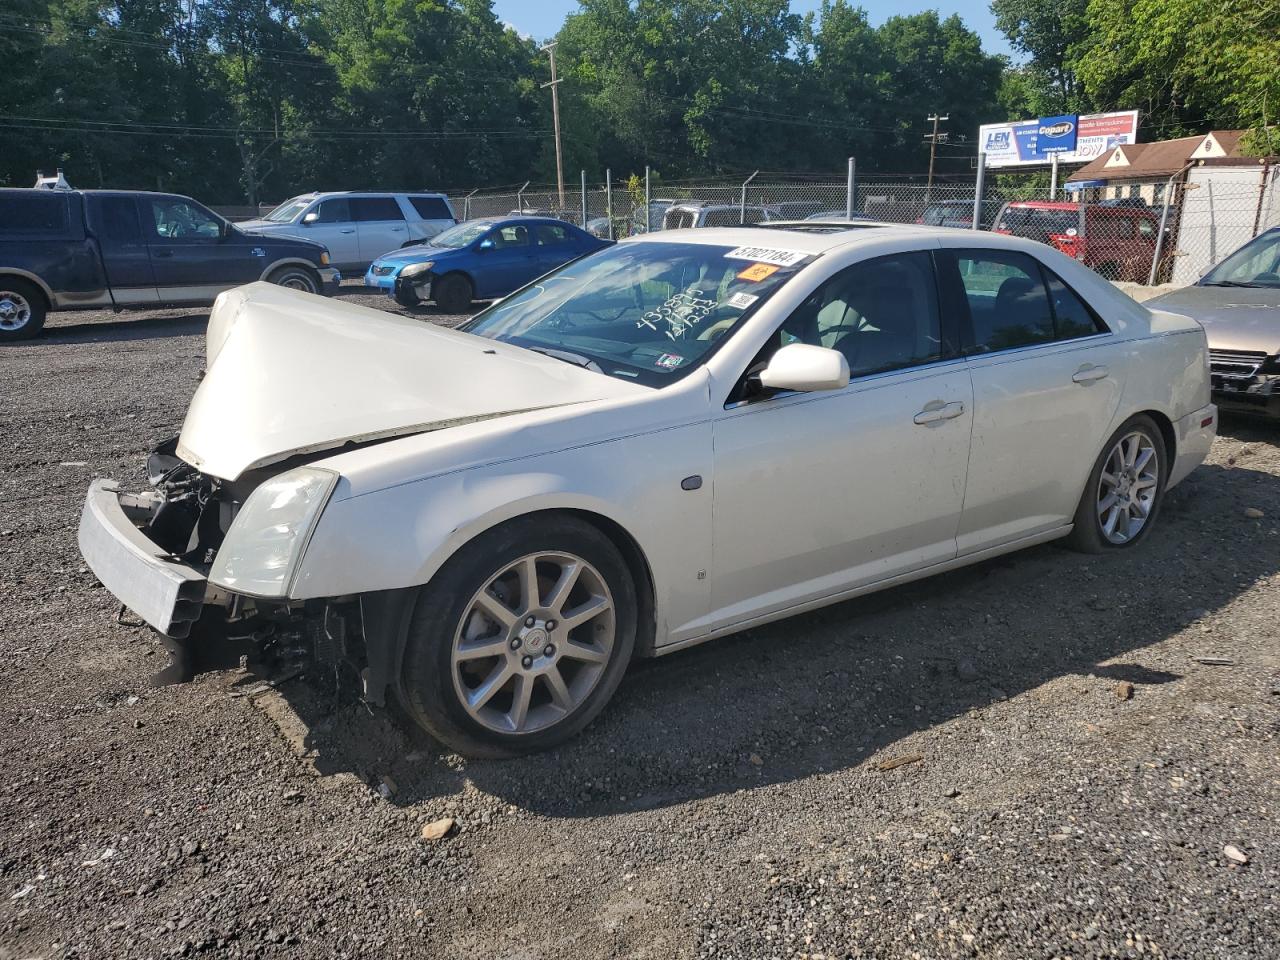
xmin=521 ymin=656 xmax=533 ymax=669
xmin=525 ymin=616 xmax=536 ymax=627
xmin=544 ymin=644 xmax=555 ymax=657
xmin=510 ymin=638 xmax=521 ymax=650
xmin=545 ymin=619 xmax=557 ymax=631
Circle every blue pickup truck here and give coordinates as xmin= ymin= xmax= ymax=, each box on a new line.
xmin=0 ymin=188 xmax=340 ymax=340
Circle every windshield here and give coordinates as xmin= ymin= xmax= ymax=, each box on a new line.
xmin=1201 ymin=231 xmax=1280 ymax=287
xmin=461 ymin=240 xmax=810 ymax=386
xmin=428 ymin=221 xmax=493 ymax=248
xmin=263 ymin=197 xmax=312 ymax=223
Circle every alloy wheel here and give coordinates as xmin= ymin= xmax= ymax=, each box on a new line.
xmin=1096 ymin=431 xmax=1159 ymax=544
xmin=0 ymin=291 xmax=32 ymax=331
xmin=451 ymin=552 xmax=615 ymax=734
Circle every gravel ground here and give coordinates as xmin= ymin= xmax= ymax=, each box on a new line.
xmin=1 ymin=287 xmax=1277 ymax=959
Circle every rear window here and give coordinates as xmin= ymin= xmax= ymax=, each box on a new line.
xmin=0 ymin=193 xmax=70 ymax=236
xmin=997 ymin=207 xmax=1079 ymax=242
xmin=408 ymin=196 xmax=452 ymax=220
xmin=351 ymin=197 xmax=405 ymax=221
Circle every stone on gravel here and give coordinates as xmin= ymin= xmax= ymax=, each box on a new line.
xmin=1244 ymin=507 xmax=1265 ymax=519
xmin=421 ymin=818 xmax=455 ymax=842
xmin=877 ymin=754 xmax=923 ymax=772
xmin=748 ymin=753 xmax=763 ymax=766
xmin=1115 ymin=681 xmax=1135 ymax=701
xmin=1223 ymin=844 xmax=1249 ymax=865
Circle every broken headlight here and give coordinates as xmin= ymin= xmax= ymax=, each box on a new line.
xmin=399 ymin=261 xmax=434 ymax=279
xmin=208 ymin=467 xmax=337 ymax=598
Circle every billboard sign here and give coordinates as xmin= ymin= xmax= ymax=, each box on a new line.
xmin=979 ymin=110 xmax=1138 ymax=167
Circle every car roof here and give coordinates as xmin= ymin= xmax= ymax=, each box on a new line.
xmin=620 ymin=222 xmax=939 ymax=255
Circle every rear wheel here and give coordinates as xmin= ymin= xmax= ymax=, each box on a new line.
xmin=1066 ymin=415 xmax=1166 ymax=553
xmin=266 ymin=265 xmax=319 ymax=294
xmin=433 ymin=273 xmax=472 ymax=314
xmin=400 ymin=516 xmax=636 ymax=758
xmin=0 ymin=279 xmax=46 ymax=341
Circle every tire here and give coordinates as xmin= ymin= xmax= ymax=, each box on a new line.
xmin=1066 ymin=414 xmax=1167 ymax=553
xmin=266 ymin=265 xmax=319 ymax=295
xmin=433 ymin=273 xmax=472 ymax=314
xmin=0 ymin=279 xmax=47 ymax=341
xmin=393 ymin=283 xmax=420 ymax=308
xmin=400 ymin=515 xmax=637 ymax=758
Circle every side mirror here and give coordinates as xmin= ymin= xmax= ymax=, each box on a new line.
xmin=302 ymin=212 xmax=318 ymax=225
xmin=477 ymin=238 xmax=495 ymax=252
xmin=758 ymin=343 xmax=850 ymax=393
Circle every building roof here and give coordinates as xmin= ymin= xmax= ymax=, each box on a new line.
xmin=1065 ymin=130 xmax=1264 ymax=184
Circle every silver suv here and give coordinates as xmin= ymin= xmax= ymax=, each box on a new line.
xmin=661 ymin=202 xmax=776 ymax=230
xmin=240 ymin=192 xmax=456 ymax=273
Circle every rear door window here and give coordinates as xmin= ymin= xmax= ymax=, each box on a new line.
xmin=408 ymin=196 xmax=452 ymax=220
xmin=351 ymin=197 xmax=405 ymax=222
xmin=950 ymin=251 xmax=1055 ymax=351
xmin=90 ymin=196 xmax=143 ymax=244
xmin=534 ymin=223 xmax=569 ymax=246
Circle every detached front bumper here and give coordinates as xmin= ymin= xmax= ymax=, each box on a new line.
xmin=78 ymin=479 xmax=207 ymax=638
xmin=318 ymin=267 xmax=342 ymax=295
xmin=392 ymin=273 xmax=432 ymax=302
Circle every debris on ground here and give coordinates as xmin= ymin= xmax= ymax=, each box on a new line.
xmin=421 ymin=818 xmax=455 ymax=842
xmin=877 ymin=754 xmax=924 ymax=772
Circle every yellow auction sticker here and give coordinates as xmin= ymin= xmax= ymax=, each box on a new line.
xmin=737 ymin=263 xmax=779 ymax=282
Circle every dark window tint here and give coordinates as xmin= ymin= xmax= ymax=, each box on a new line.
xmin=781 ymin=252 xmax=944 ymax=377
xmin=1045 ymin=271 xmax=1105 ymax=339
xmin=313 ymin=198 xmax=351 ymax=223
xmin=0 ymin=194 xmax=69 ymax=235
xmin=488 ymin=224 xmax=530 ymax=248
xmin=91 ymin=196 xmax=142 ymax=244
xmin=954 ymin=251 xmax=1054 ymax=352
xmin=351 ymin=197 xmax=404 ymax=221
xmin=408 ymin=196 xmax=452 ymax=220
xmin=534 ymin=223 xmax=569 ymax=245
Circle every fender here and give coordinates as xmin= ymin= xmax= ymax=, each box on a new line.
xmin=0 ymin=268 xmax=57 ymax=308
xmin=258 ymin=257 xmax=319 ymax=281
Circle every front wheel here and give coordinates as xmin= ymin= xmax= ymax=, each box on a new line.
xmin=432 ymin=274 xmax=472 ymax=314
xmin=266 ymin=265 xmax=319 ymax=294
xmin=1066 ymin=415 xmax=1166 ymax=553
xmin=400 ymin=516 xmax=637 ymax=758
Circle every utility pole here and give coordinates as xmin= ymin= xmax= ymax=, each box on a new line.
xmin=924 ymin=113 xmax=949 ymax=200
xmin=541 ymin=41 xmax=566 ymax=210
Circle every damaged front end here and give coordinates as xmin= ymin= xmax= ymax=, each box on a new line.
xmin=78 ymin=438 xmax=398 ymax=700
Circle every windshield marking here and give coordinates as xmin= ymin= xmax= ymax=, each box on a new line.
xmin=723 ymin=245 xmax=809 ymax=266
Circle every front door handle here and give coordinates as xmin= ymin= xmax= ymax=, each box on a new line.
xmin=153 ymin=249 xmax=174 ymax=258
xmin=390 ymin=226 xmax=406 ymax=232
xmin=339 ymin=228 xmax=355 ymax=234
xmin=913 ymin=400 xmax=965 ymax=425
xmin=1072 ymin=364 xmax=1109 ymax=384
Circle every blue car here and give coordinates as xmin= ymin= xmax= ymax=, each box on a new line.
xmin=364 ymin=216 xmax=610 ymax=312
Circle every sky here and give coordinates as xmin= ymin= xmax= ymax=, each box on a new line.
xmin=490 ymin=0 xmax=1016 ymax=58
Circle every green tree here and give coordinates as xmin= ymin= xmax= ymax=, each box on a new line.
xmin=990 ymin=0 xmax=1091 ymax=113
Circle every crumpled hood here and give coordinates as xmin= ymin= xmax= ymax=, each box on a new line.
xmin=1148 ymin=285 xmax=1280 ymax=354
xmin=178 ymin=283 xmax=643 ymax=480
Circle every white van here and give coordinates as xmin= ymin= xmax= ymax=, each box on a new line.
xmin=241 ymin=192 xmax=456 ymax=273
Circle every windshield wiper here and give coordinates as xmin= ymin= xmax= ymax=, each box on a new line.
xmin=1202 ymin=280 xmax=1269 ymax=288
xmin=524 ymin=345 xmax=604 ymax=373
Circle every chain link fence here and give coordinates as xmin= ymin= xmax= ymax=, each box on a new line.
xmin=448 ymin=164 xmax=1280 ymax=288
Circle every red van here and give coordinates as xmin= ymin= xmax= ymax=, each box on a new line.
xmin=994 ymin=201 xmax=1163 ymax=281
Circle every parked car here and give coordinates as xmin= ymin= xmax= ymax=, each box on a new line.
xmin=364 ymin=216 xmax=609 ymax=311
xmin=79 ymin=222 xmax=1215 ymax=757
xmin=918 ymin=199 xmax=1001 ymax=229
xmin=0 ymin=188 xmax=338 ymax=340
xmin=662 ymin=203 xmax=776 ymax=229
xmin=1148 ymin=226 xmax=1280 ymax=417
xmin=239 ymin=192 xmax=456 ymax=273
xmin=994 ymin=201 xmax=1163 ymax=281
xmin=633 ymin=199 xmax=675 ymax=233
xmin=771 ymin=200 xmax=827 ymax=220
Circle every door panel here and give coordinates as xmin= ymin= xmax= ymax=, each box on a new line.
xmin=353 ymin=197 xmax=409 ymax=263
xmin=710 ymin=365 xmax=973 ymax=629
xmin=960 ymin=340 xmax=1123 ymax=551
xmin=142 ymin=196 xmax=261 ymax=300
xmin=306 ymin=198 xmax=359 ymax=268
xmin=474 ymin=223 xmax=538 ymax=297
xmin=84 ymin=196 xmax=158 ymax=305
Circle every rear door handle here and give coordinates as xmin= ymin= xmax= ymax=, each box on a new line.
xmin=153 ymin=249 xmax=173 ymax=258
xmin=1072 ymin=364 xmax=1109 ymax=384
xmin=913 ymin=400 xmax=965 ymax=425
xmin=339 ymin=228 xmax=355 ymax=234
xmin=391 ymin=226 xmax=406 ymax=232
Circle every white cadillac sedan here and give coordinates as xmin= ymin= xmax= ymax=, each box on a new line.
xmin=79 ymin=223 xmax=1216 ymax=757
